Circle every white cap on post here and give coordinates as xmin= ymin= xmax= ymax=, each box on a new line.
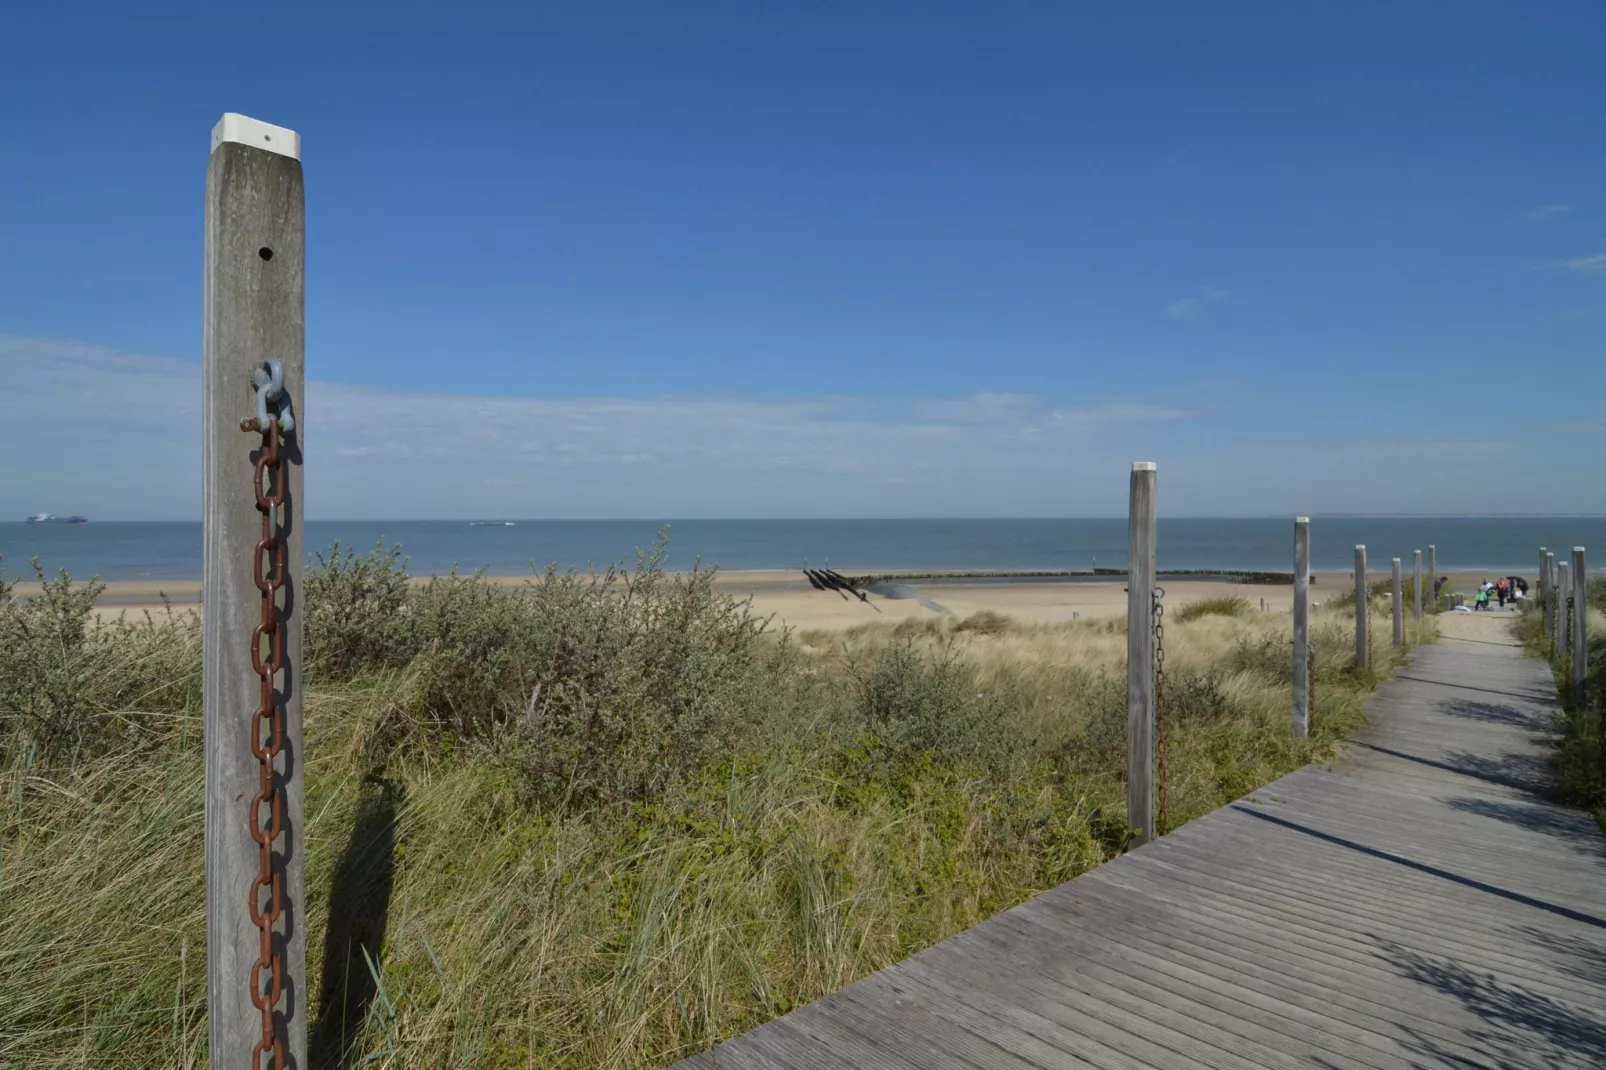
xmin=211 ymin=113 xmax=301 ymax=160
xmin=1133 ymin=461 xmax=1157 ymax=471
xmin=1296 ymin=516 xmax=1309 ymax=524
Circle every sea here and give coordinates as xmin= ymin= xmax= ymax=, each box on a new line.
xmin=2 ymin=518 xmax=1601 ymax=584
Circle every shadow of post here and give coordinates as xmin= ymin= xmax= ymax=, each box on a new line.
xmin=309 ymin=777 xmax=402 ymax=1069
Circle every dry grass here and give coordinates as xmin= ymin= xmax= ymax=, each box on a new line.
xmin=1 ymin=561 xmax=1428 ymax=1068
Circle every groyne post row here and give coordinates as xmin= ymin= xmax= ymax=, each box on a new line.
xmin=204 ymin=114 xmax=308 ymax=1068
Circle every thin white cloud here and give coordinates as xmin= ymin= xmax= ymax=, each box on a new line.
xmin=0 ymin=333 xmax=1189 ymax=519
xmin=913 ymin=392 xmax=1033 ymax=424
xmin=1561 ymin=252 xmax=1606 ymax=273
xmin=1527 ymin=204 xmax=1571 ymax=223
xmin=1164 ymin=286 xmax=1229 ymax=319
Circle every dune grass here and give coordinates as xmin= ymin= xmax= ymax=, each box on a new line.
xmin=1512 ymin=580 xmax=1606 ymax=830
xmin=1172 ymin=595 xmax=1251 ymax=623
xmin=0 ymin=543 xmax=1430 ymax=1068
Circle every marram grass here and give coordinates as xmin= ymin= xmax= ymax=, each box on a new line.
xmin=0 ymin=547 xmax=1428 ymax=1068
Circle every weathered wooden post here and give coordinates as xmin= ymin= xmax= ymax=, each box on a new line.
xmin=1572 ymin=547 xmax=1588 ymax=705
xmin=204 ymin=113 xmax=306 ymax=1069
xmin=1412 ymin=550 xmax=1423 ymax=634
xmin=1391 ymin=558 xmax=1404 ymax=646
xmin=1558 ymin=560 xmax=1571 ymax=663
xmin=1539 ymin=547 xmax=1550 ymax=634
xmin=1292 ymin=517 xmax=1311 ymax=738
xmin=1354 ymin=545 xmax=1369 ymax=670
xmin=1545 ymin=551 xmax=1557 ymax=643
xmin=1427 ymin=545 xmax=1438 ymax=614
xmin=1127 ymin=462 xmax=1157 ymax=845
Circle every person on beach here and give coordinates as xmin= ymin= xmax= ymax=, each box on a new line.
xmin=1475 ymin=586 xmax=1489 ymax=611
xmin=1496 ymin=579 xmax=1508 ymax=608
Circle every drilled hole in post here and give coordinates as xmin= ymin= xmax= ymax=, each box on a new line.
xmin=259 ymin=247 xmax=274 ymax=261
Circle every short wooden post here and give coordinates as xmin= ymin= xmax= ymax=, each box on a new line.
xmin=1126 ymin=462 xmax=1157 ymax=846
xmin=1539 ymin=547 xmax=1550 ymax=634
xmin=1354 ymin=545 xmax=1369 ymax=670
xmin=204 ymin=113 xmax=307 ymax=1069
xmin=1572 ymin=547 xmax=1588 ymax=705
xmin=1427 ymin=545 xmax=1438 ymax=614
xmin=1292 ymin=517 xmax=1311 ymax=737
xmin=1558 ymin=560 xmax=1571 ymax=662
xmin=1544 ymin=552 xmax=1557 ymax=641
xmin=1412 ymin=549 xmax=1423 ymax=629
xmin=1391 ymin=558 xmax=1404 ymax=646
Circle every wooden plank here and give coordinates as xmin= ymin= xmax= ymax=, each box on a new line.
xmin=203 ymin=113 xmax=306 ymax=1067
xmin=1127 ymin=462 xmax=1157 ymax=845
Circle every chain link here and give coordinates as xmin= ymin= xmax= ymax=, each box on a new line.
xmin=1153 ymin=585 xmax=1167 ymax=836
xmin=242 ymin=371 xmax=289 ymax=1069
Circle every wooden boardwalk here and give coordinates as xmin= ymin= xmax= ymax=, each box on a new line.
xmin=677 ymin=622 xmax=1606 ymax=1069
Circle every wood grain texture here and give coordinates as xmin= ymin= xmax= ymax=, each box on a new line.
xmin=1392 ymin=558 xmax=1403 ymax=647
xmin=1571 ymin=548 xmax=1587 ymax=703
xmin=1544 ymin=552 xmax=1557 ymax=640
xmin=1355 ymin=546 xmax=1369 ymax=670
xmin=1126 ymin=465 xmax=1157 ymax=846
xmin=204 ymin=137 xmax=306 ymax=1068
xmin=675 ymin=628 xmax=1606 ymax=1069
xmin=1292 ymin=519 xmax=1310 ymax=737
xmin=1413 ymin=550 xmax=1423 ymax=624
xmin=1539 ymin=548 xmax=1550 ymax=635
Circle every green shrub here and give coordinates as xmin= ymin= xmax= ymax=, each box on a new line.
xmin=0 ymin=558 xmax=201 ymax=764
xmin=845 ymin=641 xmax=1027 ymax=777
xmin=1173 ymin=596 xmax=1250 ymax=623
xmin=304 ymin=540 xmax=414 ymax=679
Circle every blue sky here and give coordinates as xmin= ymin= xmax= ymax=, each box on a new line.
xmin=2 ymin=2 xmax=1603 ymax=519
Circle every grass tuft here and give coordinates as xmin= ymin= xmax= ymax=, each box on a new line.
xmin=1173 ymin=595 xmax=1251 ymax=623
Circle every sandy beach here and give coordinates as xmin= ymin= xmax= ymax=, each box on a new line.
xmin=37 ymin=568 xmax=1534 ymax=630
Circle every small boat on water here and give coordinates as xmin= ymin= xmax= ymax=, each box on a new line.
xmin=468 ymin=521 xmax=515 ymax=527
xmin=25 ymin=513 xmax=88 ymax=525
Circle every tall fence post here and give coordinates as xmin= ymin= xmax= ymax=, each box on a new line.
xmin=1541 ymin=547 xmax=1552 ymax=638
xmin=1573 ymin=547 xmax=1588 ymax=705
xmin=1292 ymin=517 xmax=1311 ymax=738
xmin=1413 ymin=549 xmax=1423 ymax=628
xmin=1558 ymin=560 xmax=1571 ymax=663
xmin=1428 ymin=544 xmax=1437 ymax=614
xmin=1126 ymin=462 xmax=1157 ymax=846
xmin=1391 ymin=558 xmax=1404 ymax=646
xmin=1545 ymin=552 xmax=1558 ymax=643
xmin=1354 ymin=545 xmax=1369 ymax=670
xmin=204 ymin=112 xmax=307 ymax=1069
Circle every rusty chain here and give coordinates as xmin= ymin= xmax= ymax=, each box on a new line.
xmin=240 ymin=361 xmax=291 ymax=1069
xmin=1153 ymin=585 xmax=1167 ymax=836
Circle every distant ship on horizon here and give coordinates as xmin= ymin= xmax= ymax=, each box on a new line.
xmin=25 ymin=512 xmax=88 ymax=525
